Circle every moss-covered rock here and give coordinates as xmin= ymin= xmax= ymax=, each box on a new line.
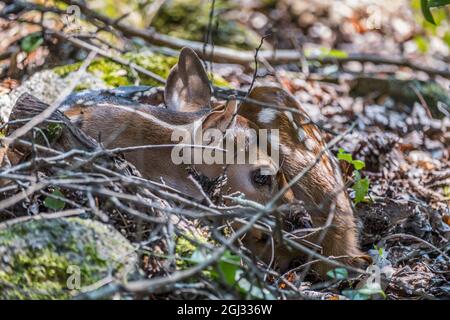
xmin=0 ymin=218 xmax=137 ymax=299
xmin=53 ymin=51 xmax=176 ymax=88
xmin=53 ymin=51 xmax=230 ymax=89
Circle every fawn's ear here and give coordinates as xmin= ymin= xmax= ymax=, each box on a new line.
xmin=165 ymin=47 xmax=212 ymax=112
xmin=201 ymin=99 xmax=237 ymax=133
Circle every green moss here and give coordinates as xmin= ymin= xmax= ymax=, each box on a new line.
xmin=175 ymin=230 xmax=214 ymax=270
xmin=0 ymin=248 xmax=72 ymax=299
xmin=176 ymin=236 xmax=197 ymax=255
xmin=88 ymin=59 xmax=133 ymax=87
xmin=53 ymin=52 xmax=175 ymax=87
xmin=152 ymin=0 xmax=255 ymax=49
xmin=89 ymin=0 xmax=142 ymax=22
xmin=124 ymin=52 xmax=178 ymax=86
xmin=54 ymin=1 xmax=69 ymax=11
xmin=52 ymin=51 xmax=230 ymax=90
xmin=74 ymin=83 xmax=93 ymax=91
xmin=44 ymin=123 xmax=63 ymax=142
xmin=53 ymin=63 xmax=82 ymax=77
xmin=0 ymin=218 xmax=136 ymax=299
xmin=207 ymin=72 xmax=231 ymax=88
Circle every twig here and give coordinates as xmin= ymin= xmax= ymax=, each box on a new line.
xmin=0 ymin=51 xmax=96 ymax=148
xmin=380 ymin=233 xmax=450 ymax=261
xmin=143 ymin=0 xmax=167 ymax=27
xmin=57 ymin=0 xmax=450 ymax=78
xmin=50 ymin=31 xmax=166 ymax=84
xmin=87 ymin=210 xmax=266 ymax=295
xmin=0 ymin=181 xmax=48 ymax=211
xmin=0 ymin=208 xmax=87 ymax=230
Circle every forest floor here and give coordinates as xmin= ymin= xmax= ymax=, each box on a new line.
xmin=0 ymin=0 xmax=449 ymax=300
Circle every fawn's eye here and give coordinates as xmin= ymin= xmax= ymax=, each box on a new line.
xmin=252 ymin=170 xmax=272 ymax=188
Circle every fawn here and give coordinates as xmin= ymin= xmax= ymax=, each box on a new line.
xmin=61 ymin=47 xmax=363 ymax=276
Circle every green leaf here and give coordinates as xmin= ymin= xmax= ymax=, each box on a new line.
xmin=414 ymin=36 xmax=429 ymax=53
xmin=337 ymin=148 xmax=353 ymax=163
xmin=327 ymin=267 xmax=348 ymax=280
xmin=443 ymin=32 xmax=450 ymax=48
xmin=421 ymin=0 xmax=436 ymax=24
xmin=190 ymin=249 xmax=210 ymax=264
xmin=43 ymin=189 xmax=66 ymax=211
xmin=353 ymin=176 xmax=370 ymax=204
xmin=342 ymin=289 xmax=370 ymax=300
xmin=45 ymin=123 xmax=63 ymax=141
xmin=20 ymin=33 xmax=44 ymax=53
xmin=358 ymin=282 xmax=386 ymax=298
xmin=351 ymin=160 xmax=366 ymax=170
xmin=305 ymin=48 xmax=348 ymax=59
xmin=236 ymin=271 xmax=275 ymax=300
xmin=191 ymin=249 xmax=241 ymax=286
xmin=428 ymin=0 xmax=450 ymax=7
xmin=443 ymin=185 xmax=450 ymax=197
xmin=217 ymin=250 xmax=241 ymax=286
xmin=321 ymin=48 xmax=349 ymax=59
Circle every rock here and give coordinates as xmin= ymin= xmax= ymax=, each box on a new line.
xmin=0 ymin=218 xmax=137 ymax=299
xmin=0 ymin=70 xmax=106 ymax=123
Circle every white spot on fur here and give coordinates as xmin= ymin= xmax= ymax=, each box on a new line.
xmin=281 ymin=144 xmax=291 ymax=154
xmin=284 ymin=111 xmax=299 ymax=131
xmin=258 ymin=108 xmax=278 ymax=124
xmin=304 ymin=138 xmax=315 ymax=151
xmin=297 ymin=128 xmax=306 ymax=142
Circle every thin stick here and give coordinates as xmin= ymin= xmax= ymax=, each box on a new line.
xmin=55 ymin=0 xmax=450 ymax=78
xmin=1 ymin=51 xmax=96 ymax=147
xmin=0 ymin=208 xmax=87 ymax=230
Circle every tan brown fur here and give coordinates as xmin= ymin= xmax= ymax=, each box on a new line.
xmin=63 ymin=47 xmax=363 ymax=277
xmin=238 ymin=86 xmax=363 ymax=275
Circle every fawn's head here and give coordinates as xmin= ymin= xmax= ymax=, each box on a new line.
xmin=236 ymin=87 xmax=354 ymax=219
xmin=64 ymin=47 xmax=361 ymax=274
xmin=169 ymin=48 xmax=361 ymax=273
xmin=64 ymin=47 xmax=292 ymax=206
xmin=165 ymin=48 xmax=350 ymax=216
xmin=235 ymin=84 xmax=363 ymax=274
xmin=164 ymin=48 xmax=292 ymax=205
